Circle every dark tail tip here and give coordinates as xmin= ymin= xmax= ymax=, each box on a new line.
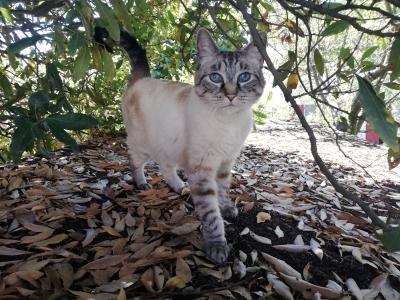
xmin=94 ymin=26 xmax=150 ymax=83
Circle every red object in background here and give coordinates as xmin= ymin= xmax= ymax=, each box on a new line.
xmin=366 ymin=123 xmax=381 ymax=144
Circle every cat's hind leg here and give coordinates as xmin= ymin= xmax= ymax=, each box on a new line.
xmin=161 ymin=164 xmax=187 ymax=194
xmin=217 ymin=160 xmax=238 ymax=218
xmin=128 ymin=152 xmax=151 ymax=190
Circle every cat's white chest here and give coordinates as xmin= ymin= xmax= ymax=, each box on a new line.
xmin=187 ymin=102 xmax=253 ymax=163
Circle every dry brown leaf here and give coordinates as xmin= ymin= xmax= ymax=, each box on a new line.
xmin=82 ymin=229 xmax=98 ymax=247
xmin=117 ymin=288 xmax=127 ymax=300
xmin=102 ymin=225 xmax=122 ymax=237
xmin=95 ymin=274 xmax=139 ymax=293
xmin=170 ymin=221 xmax=200 ymax=235
xmin=32 ymin=233 xmax=68 ymax=247
xmin=0 ymin=246 xmax=30 ymax=256
xmin=176 ymin=257 xmax=192 ymax=283
xmin=21 ymin=228 xmax=54 ymax=244
xmin=54 ymin=263 xmax=74 ymax=289
xmin=262 ymin=252 xmax=302 ymax=279
xmin=81 ymin=254 xmax=130 ymax=270
xmin=140 ymin=268 xmax=155 ymax=292
xmin=119 ymin=249 xmax=191 ymax=277
xmin=256 ymin=211 xmax=271 ymax=223
xmin=165 ymin=276 xmax=186 ymax=289
xmin=280 ymin=273 xmax=342 ymax=299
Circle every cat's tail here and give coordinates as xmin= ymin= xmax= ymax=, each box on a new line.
xmin=94 ymin=27 xmax=150 ymax=83
xmin=119 ymin=30 xmax=150 ymax=83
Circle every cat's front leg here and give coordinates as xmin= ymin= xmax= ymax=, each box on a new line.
xmin=217 ymin=160 xmax=238 ymax=219
xmin=188 ymin=166 xmax=229 ymax=264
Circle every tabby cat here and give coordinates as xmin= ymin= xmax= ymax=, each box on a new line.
xmin=119 ymin=28 xmax=265 ymax=263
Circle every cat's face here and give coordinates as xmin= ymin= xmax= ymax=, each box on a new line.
xmin=194 ymin=28 xmax=265 ymax=113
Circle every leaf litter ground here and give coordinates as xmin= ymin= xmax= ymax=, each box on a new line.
xmin=1 ymin=120 xmax=400 ymax=299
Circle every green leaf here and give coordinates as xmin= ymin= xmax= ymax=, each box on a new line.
xmin=356 ymin=75 xmax=399 ymax=152
xmin=46 ymin=113 xmax=98 ymax=130
xmin=313 ymin=49 xmax=324 ymax=76
xmin=94 ymin=0 xmax=120 ymax=41
xmin=10 ymin=119 xmax=34 ymax=162
xmin=321 ymin=20 xmax=349 ymax=36
xmin=110 ymin=0 xmax=133 ymax=32
xmin=389 ymin=37 xmax=400 ymax=81
xmin=8 ymin=35 xmax=43 ymax=53
xmin=0 ymin=72 xmax=13 ymax=97
xmin=0 ymin=7 xmax=12 ymax=24
xmin=381 ymin=227 xmax=400 ymax=252
xmin=72 ymin=46 xmax=90 ymax=82
xmin=68 ymin=31 xmax=84 ymax=56
xmin=260 ymin=2 xmax=275 ymax=12
xmin=384 ymin=82 xmax=400 ymax=90
xmin=320 ymin=2 xmax=344 ymax=9
xmin=28 ymin=91 xmax=50 ymax=113
xmin=102 ymin=51 xmax=115 ymax=82
xmin=273 ymin=51 xmax=296 ymax=87
xmin=46 ymin=119 xmax=79 ymax=151
xmin=46 ymin=63 xmax=63 ymax=91
xmin=361 ymin=46 xmax=378 ymax=61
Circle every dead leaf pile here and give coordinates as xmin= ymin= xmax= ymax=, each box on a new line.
xmin=0 ymin=133 xmax=399 ymax=299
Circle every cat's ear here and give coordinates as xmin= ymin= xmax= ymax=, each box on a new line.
xmin=197 ymin=28 xmax=219 ymax=61
xmin=243 ymin=32 xmax=266 ymax=64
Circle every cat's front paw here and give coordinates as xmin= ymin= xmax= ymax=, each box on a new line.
xmin=204 ymin=241 xmax=229 ymax=264
xmin=136 ymin=183 xmax=152 ymax=190
xmin=220 ymin=205 xmax=238 ymax=219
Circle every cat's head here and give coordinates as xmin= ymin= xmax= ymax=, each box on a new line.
xmin=194 ymin=28 xmax=265 ymax=113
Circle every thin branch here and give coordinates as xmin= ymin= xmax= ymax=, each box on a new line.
xmin=285 ymin=0 xmax=400 ymax=37
xmin=228 ymin=0 xmax=388 ymax=230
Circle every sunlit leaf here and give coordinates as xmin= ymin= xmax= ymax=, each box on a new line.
xmin=111 ymin=0 xmax=133 ymax=32
xmin=384 ymin=82 xmax=400 ymax=90
xmin=356 ymin=75 xmax=399 ymax=152
xmin=273 ymin=51 xmax=296 ymax=87
xmin=287 ymin=73 xmax=299 ymax=89
xmin=361 ymin=46 xmax=378 ymax=61
xmin=0 ymin=7 xmax=12 ymax=24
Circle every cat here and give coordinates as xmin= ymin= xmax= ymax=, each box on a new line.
xmin=119 ymin=28 xmax=265 ymax=263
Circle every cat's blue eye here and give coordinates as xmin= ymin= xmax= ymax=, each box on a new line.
xmin=209 ymin=73 xmax=223 ymax=83
xmin=238 ymin=72 xmax=251 ymax=82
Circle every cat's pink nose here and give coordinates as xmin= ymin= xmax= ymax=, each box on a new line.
xmin=226 ymin=94 xmax=236 ymax=102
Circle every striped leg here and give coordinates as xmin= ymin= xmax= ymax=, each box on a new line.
xmin=217 ymin=161 xmax=238 ymax=218
xmin=128 ymin=152 xmax=151 ymax=190
xmin=161 ymin=164 xmax=187 ymax=194
xmin=189 ymin=167 xmax=229 ymax=263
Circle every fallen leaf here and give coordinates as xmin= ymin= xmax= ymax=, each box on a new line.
xmin=256 ymin=211 xmax=271 ymax=223
xmin=176 ymin=257 xmax=192 ymax=283
xmin=81 ymin=254 xmax=130 ymax=270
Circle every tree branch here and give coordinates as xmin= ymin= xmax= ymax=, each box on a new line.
xmin=227 ymin=0 xmax=388 ymax=230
